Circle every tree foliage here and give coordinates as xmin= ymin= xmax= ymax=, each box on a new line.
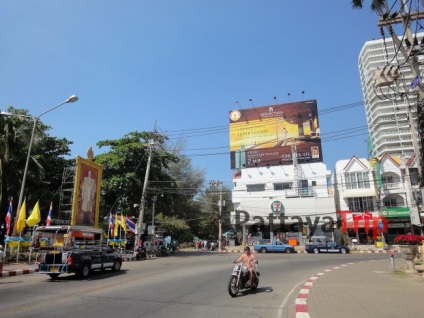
xmin=351 ymin=0 xmax=387 ymax=11
xmin=95 ymin=131 xmax=180 ymax=223
xmin=0 ymin=107 xmax=72 ymax=222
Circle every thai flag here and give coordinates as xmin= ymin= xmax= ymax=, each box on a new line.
xmin=5 ymin=197 xmax=13 ymax=236
xmin=46 ymin=202 xmax=52 ymax=226
xmin=125 ymin=215 xmax=136 ymax=233
xmin=109 ymin=213 xmax=115 ymax=237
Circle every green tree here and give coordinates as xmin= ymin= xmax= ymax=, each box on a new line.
xmin=194 ymin=183 xmax=233 ymax=241
xmin=95 ymin=131 xmax=179 ymax=228
xmin=0 ymin=107 xmax=72 ymax=224
xmin=151 ymin=138 xmax=206 ymax=240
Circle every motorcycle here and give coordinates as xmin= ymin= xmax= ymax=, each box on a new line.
xmin=228 ymin=260 xmax=260 ymax=297
xmin=135 ymin=246 xmax=147 ymax=260
xmin=165 ymin=243 xmax=174 ymax=255
xmin=155 ymin=244 xmax=168 ymax=257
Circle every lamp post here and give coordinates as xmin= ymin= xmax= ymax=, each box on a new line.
xmin=1 ymin=95 xmax=78 ymax=234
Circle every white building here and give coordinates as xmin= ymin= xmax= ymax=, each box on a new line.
xmin=334 ymin=155 xmax=419 ymax=244
xmin=231 ymin=162 xmax=336 ymax=245
xmin=358 ymin=33 xmax=423 ymax=162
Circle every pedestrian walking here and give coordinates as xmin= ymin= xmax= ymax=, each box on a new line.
xmin=0 ymin=245 xmax=5 ymax=273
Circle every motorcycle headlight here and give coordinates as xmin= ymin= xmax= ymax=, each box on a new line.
xmin=235 ymin=264 xmax=241 ymax=270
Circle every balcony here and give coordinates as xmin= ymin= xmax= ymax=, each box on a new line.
xmin=381 ymin=182 xmax=402 ymax=190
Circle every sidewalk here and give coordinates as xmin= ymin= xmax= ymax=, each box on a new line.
xmin=294 ymin=257 xmax=424 ymax=318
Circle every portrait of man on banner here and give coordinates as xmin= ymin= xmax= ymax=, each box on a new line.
xmin=72 ymin=156 xmax=103 ymax=228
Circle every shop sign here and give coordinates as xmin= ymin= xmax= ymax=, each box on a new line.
xmin=271 ymin=200 xmax=284 ymax=215
xmin=381 ymin=207 xmax=410 ymax=218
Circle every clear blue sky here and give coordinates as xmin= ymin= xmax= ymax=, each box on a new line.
xmin=0 ymin=1 xmax=382 ymax=188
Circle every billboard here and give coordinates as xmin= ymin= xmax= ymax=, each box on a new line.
xmin=71 ymin=156 xmax=103 ymax=228
xmin=229 ymin=100 xmax=322 ymax=169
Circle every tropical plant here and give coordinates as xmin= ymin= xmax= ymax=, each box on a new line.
xmin=351 ymin=0 xmax=388 ymax=11
xmin=0 ymin=107 xmax=72 ymax=221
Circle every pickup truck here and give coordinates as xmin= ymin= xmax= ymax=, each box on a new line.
xmin=254 ymin=240 xmax=295 ymax=253
xmin=305 ymin=240 xmax=349 ymax=254
xmin=31 ymin=225 xmax=122 ymax=279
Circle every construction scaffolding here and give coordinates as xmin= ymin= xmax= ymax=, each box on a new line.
xmin=56 ymin=166 xmax=76 ymax=224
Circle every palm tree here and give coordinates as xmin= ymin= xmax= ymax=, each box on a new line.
xmin=351 ymin=0 xmax=388 ymax=11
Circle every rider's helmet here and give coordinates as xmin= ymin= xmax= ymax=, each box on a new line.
xmin=244 ymin=246 xmax=250 ymax=252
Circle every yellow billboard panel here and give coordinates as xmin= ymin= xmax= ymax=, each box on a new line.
xmin=229 ymin=100 xmax=322 ymax=168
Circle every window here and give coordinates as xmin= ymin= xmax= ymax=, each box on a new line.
xmin=345 ymin=172 xmax=370 ymax=189
xmin=273 ymin=182 xmax=292 ymax=190
xmin=298 ymin=180 xmax=309 ymax=195
xmin=383 ymin=198 xmax=397 ymax=207
xmin=409 ymin=168 xmax=420 ymax=186
xmin=246 ymin=184 xmax=265 ymax=192
xmin=382 ymin=176 xmax=393 ymax=184
xmin=347 ymin=197 xmax=374 ymax=212
xmin=311 ymin=181 xmax=317 ymax=186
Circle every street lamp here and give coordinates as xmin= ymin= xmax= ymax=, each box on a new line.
xmin=1 ymin=95 xmax=78 ymax=234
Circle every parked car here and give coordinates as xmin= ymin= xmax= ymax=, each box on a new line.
xmin=223 ymin=230 xmax=236 ymax=238
xmin=254 ymin=240 xmax=295 ymax=253
xmin=305 ymin=240 xmax=349 ymax=254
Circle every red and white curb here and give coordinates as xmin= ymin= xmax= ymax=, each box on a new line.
xmin=1 ymin=268 xmax=39 ymax=277
xmin=294 ymin=262 xmax=359 ymax=318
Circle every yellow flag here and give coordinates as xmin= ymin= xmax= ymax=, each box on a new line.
xmin=16 ymin=200 xmax=27 ymax=233
xmin=26 ymin=200 xmax=41 ymax=227
xmin=114 ymin=213 xmax=119 ymax=237
xmin=120 ymin=214 xmax=127 ymax=232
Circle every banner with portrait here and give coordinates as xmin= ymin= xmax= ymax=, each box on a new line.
xmin=71 ymin=156 xmax=103 ymax=228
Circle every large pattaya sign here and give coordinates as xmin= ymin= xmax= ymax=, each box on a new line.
xmin=229 ymin=100 xmax=322 ymax=168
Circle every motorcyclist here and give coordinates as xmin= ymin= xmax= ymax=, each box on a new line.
xmin=236 ymin=246 xmax=257 ymax=286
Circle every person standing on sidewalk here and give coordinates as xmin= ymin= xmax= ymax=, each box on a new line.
xmin=0 ymin=245 xmax=5 ymax=273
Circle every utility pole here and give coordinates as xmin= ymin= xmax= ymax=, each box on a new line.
xmin=377 ymin=2 xmax=424 ymax=177
xmin=151 ymin=195 xmax=157 ymax=238
xmin=375 ymin=2 xmax=424 ymax=232
xmin=210 ymin=180 xmax=223 ymax=251
xmin=134 ymin=138 xmax=155 ymax=256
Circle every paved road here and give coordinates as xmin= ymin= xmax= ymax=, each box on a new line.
xmin=0 ymin=252 xmax=387 ymax=318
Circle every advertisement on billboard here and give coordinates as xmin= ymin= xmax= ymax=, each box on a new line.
xmin=229 ymin=100 xmax=322 ymax=169
xmin=71 ymin=156 xmax=103 ymax=228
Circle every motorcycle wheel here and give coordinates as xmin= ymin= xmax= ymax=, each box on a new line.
xmin=251 ymin=276 xmax=259 ymax=290
xmin=228 ymin=276 xmax=239 ymax=297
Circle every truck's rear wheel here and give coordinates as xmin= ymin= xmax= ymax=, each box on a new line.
xmin=112 ymin=260 xmax=121 ymax=272
xmin=77 ymin=263 xmax=91 ymax=279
